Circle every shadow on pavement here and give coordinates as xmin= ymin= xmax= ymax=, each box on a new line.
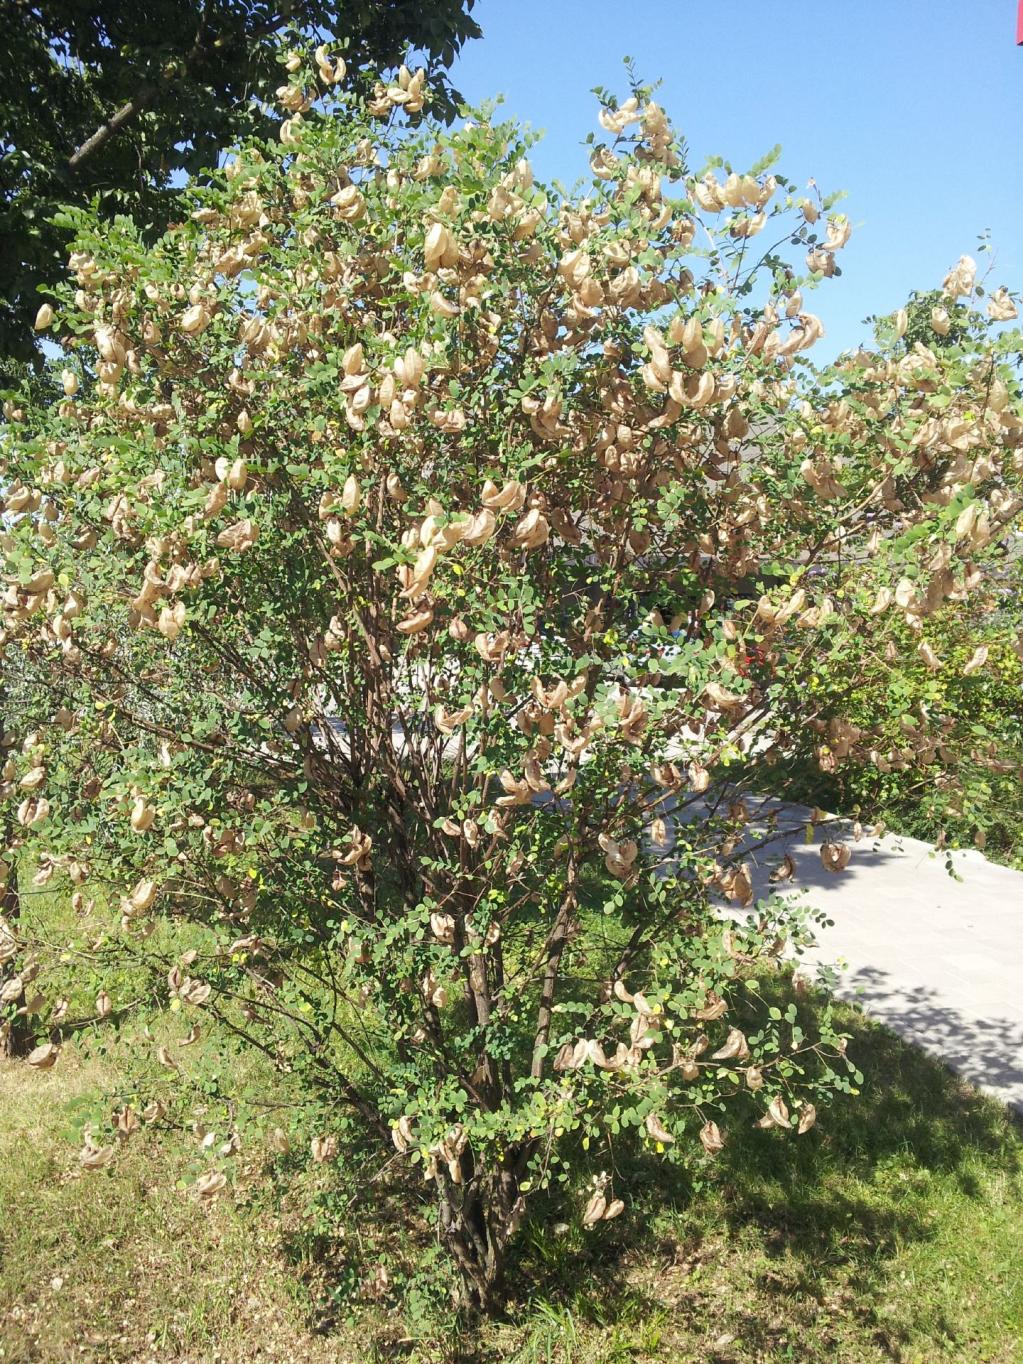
xmin=837 ymin=965 xmax=1023 ymax=1114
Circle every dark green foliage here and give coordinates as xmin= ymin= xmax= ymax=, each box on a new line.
xmin=0 ymin=0 xmax=481 ymax=361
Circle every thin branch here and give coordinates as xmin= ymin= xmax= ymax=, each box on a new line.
xmin=68 ymin=88 xmax=160 ymax=170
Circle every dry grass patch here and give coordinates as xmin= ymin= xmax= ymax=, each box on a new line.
xmin=0 ymin=1046 xmax=340 ymax=1364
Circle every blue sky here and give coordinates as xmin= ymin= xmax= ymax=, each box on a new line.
xmin=449 ymin=0 xmax=1023 ymax=356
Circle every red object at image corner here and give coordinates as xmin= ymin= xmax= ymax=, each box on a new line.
xmin=1018 ymin=0 xmax=1023 ymax=44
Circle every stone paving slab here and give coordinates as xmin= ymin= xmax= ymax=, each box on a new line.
xmin=737 ymin=801 xmax=1023 ymax=1113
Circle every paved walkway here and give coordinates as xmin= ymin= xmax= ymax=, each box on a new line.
xmin=735 ymin=800 xmax=1023 ymax=1113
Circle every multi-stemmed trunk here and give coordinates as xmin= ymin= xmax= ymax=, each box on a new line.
xmin=437 ymin=1161 xmax=526 ymax=1314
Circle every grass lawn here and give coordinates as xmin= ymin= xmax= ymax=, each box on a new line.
xmin=1 ymin=993 xmax=1020 ymax=1363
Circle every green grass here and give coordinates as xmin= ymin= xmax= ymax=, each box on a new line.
xmin=484 ymin=1002 xmax=1023 ymax=1364
xmin=2 ymin=995 xmax=1020 ymax=1363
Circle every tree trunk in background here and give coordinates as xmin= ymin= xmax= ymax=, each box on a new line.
xmin=0 ymin=686 xmax=26 ymax=1059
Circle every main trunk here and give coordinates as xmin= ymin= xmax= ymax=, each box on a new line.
xmin=438 ymin=1164 xmax=524 ymax=1315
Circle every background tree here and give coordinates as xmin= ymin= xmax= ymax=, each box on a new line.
xmin=1 ymin=57 xmax=1021 ymax=1311
xmin=818 ymin=267 xmax=1023 ymax=861
xmin=0 ymin=0 xmax=481 ymax=363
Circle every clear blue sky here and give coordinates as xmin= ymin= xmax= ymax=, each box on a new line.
xmin=449 ymin=0 xmax=1023 ymax=356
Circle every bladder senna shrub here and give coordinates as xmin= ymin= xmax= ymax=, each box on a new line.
xmin=1 ymin=56 xmax=1021 ymax=1311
